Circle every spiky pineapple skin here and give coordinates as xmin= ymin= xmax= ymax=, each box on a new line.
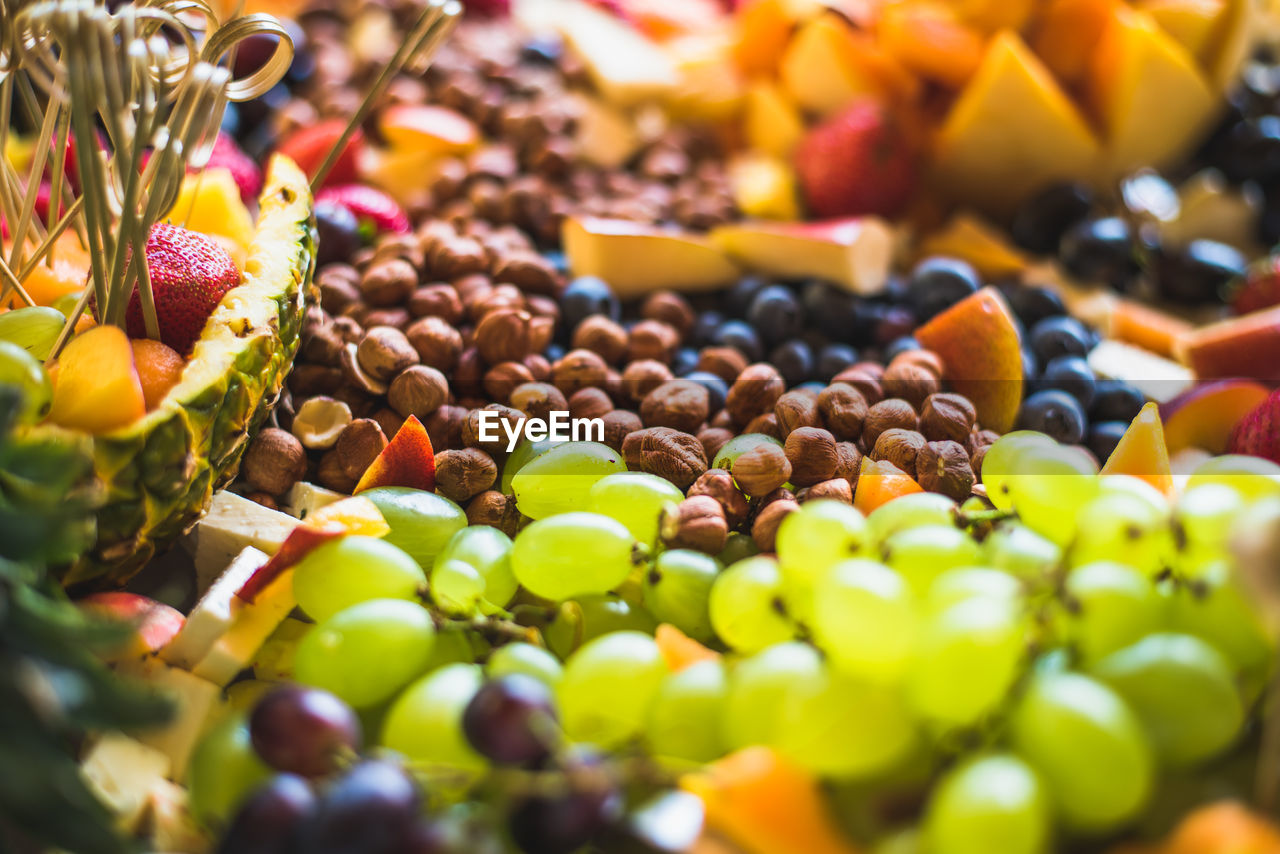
xmin=40 ymin=155 xmax=315 ymax=585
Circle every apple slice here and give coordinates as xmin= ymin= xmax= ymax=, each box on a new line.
xmin=1088 ymin=338 xmax=1194 ymax=402
xmin=1160 ymin=379 xmax=1270 ymax=454
xmin=377 ymin=104 xmax=478 ymax=156
xmin=354 ymin=415 xmax=436 ymax=493
xmin=554 ymin=0 xmax=680 ymax=106
xmin=182 ymin=491 xmax=299 ymax=591
xmin=192 ymin=564 xmax=297 ymax=687
xmin=710 ymin=218 xmax=893 ymax=295
xmin=563 ymin=216 xmax=741 ymax=298
xmin=1178 ymin=305 xmax=1280 ymax=382
xmin=161 ymin=546 xmax=270 ymax=671
xmin=79 ymin=592 xmax=185 ymax=661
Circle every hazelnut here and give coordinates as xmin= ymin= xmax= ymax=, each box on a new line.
xmin=467 ymin=490 xmax=520 ymax=537
xmin=301 ymin=322 xmax=345 ymax=366
xmin=523 ymin=353 xmax=552 ymax=382
xmin=834 ymin=442 xmax=863 ymax=485
xmin=731 ymin=442 xmax=792 ymax=498
xmin=491 ymin=251 xmax=560 ymax=295
xmin=245 ymin=491 xmax=279 ymax=511
xmin=435 ymin=447 xmax=499 ymax=503
xmin=336 ymin=418 xmax=388 ymax=480
xmin=569 ymin=386 xmax=614 ymax=421
xmin=916 ymin=440 xmax=976 ymax=501
xmin=485 ymin=361 xmax=536 ymax=403
xmin=291 ymin=396 xmax=353 ymax=450
xmin=640 ymin=380 xmax=710 ymax=433
xmin=572 ymin=315 xmax=628 ymax=364
xmin=881 ymin=361 xmax=941 ymax=410
xmin=920 ymin=393 xmax=977 ymax=444
xmin=370 ymin=407 xmax=406 ymax=442
xmin=406 ymin=316 xmax=463 ymax=372
xmin=357 ymin=326 xmax=420 ymax=382
xmin=426 ymin=404 xmax=468 ymax=452
xmin=317 ymin=448 xmax=357 ymax=493
xmin=600 ymin=409 xmax=643 ymax=452
xmin=622 ymin=427 xmax=708 ymax=489
xmin=890 ymin=349 xmax=945 ymax=380
xmin=688 ymin=467 xmax=750 ymax=528
xmin=696 ymin=426 xmax=733 ymax=463
xmin=660 ymin=496 xmax=728 ymax=554
xmin=873 ymin=428 xmax=927 ymax=474
xmin=359 ymin=258 xmax=416 ymax=307
xmin=743 ymin=412 xmax=782 ymax=440
xmin=241 ymin=428 xmax=307 ymax=496
xmin=509 ymin=382 xmax=569 ymax=422
xmin=752 ymin=499 xmax=799 ymax=552
xmin=364 ymin=307 xmax=410 ymax=329
xmin=696 ymin=346 xmax=747 ymax=385
xmin=475 ymin=309 xmax=538 ymax=364
xmin=452 ymin=347 xmax=485 ymax=398
xmin=339 ymin=342 xmax=388 ymax=396
xmin=969 ymin=429 xmax=1000 ymax=477
xmin=462 ymin=404 xmax=526 ymax=456
xmin=726 ymin=363 xmax=785 ymax=426
xmin=627 ymin=319 xmax=680 ymax=363
xmin=799 ymin=479 xmax=853 ymax=504
xmin=408 ymin=283 xmax=464 ymax=323
xmin=831 ymin=367 xmax=884 ymax=405
xmin=775 ymin=390 xmax=821 ymax=437
xmin=785 ymin=426 xmax=838 ymax=487
xmin=818 ymin=383 xmax=869 ymax=441
xmin=641 ymin=291 xmax=695 ymax=337
xmin=621 ymin=359 xmax=674 ymax=404
xmin=553 ymin=349 xmax=608 ymax=395
xmin=431 ymin=236 xmax=489 ymax=279
xmin=863 ymin=398 xmax=919 ymax=447
xmin=388 ymin=365 xmax=450 ymax=419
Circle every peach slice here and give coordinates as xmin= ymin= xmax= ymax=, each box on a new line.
xmin=131 ymin=339 xmax=185 ymax=411
xmin=378 ymin=105 xmax=478 ymax=156
xmin=879 ymin=0 xmax=986 ymax=90
xmin=681 ymin=747 xmax=862 ymax=854
xmin=732 ymin=0 xmax=795 ymax=77
xmin=355 ymin=414 xmax=437 ymax=494
xmin=710 ymin=217 xmax=893 ymax=295
xmin=1100 ymin=402 xmax=1175 ymax=495
xmin=1032 ymin=0 xmax=1119 ymax=86
xmin=79 ymin=592 xmax=186 ymax=660
xmin=564 ymin=217 xmax=741 ymax=298
xmin=656 ymin=623 xmax=720 ymax=672
xmin=7 ymin=231 xmax=91 ymax=309
xmin=47 ymin=325 xmax=146 ymax=433
xmin=1178 ymin=305 xmax=1280 ymax=381
xmin=918 ymin=213 xmax=1028 ymax=278
xmin=854 ymin=458 xmax=923 ymax=515
xmin=1159 ymin=379 xmax=1270 ymax=454
xmin=915 ymin=286 xmax=1024 ymax=433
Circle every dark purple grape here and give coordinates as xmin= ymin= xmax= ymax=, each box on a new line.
xmin=1215 ymin=115 xmax=1280 ymax=183
xmin=1259 ymin=190 xmax=1280 ymax=246
xmin=232 ymin=33 xmax=284 ymax=79
xmin=521 ymin=35 xmax=564 ymax=65
xmin=873 ymin=306 xmax=917 ymax=347
xmin=905 ymin=257 xmax=980 ymax=321
xmin=216 ymin=774 xmax=315 ymax=854
xmin=462 ymin=675 xmax=557 ymax=765
xmin=1001 ymin=285 xmax=1066 ymax=329
xmin=1059 ymin=217 xmax=1141 ymax=290
xmin=315 ymin=200 xmax=363 ymax=268
xmin=1029 ymin=316 xmax=1092 ymax=364
xmin=611 ymin=790 xmax=706 ymax=854
xmin=710 ymin=319 xmax=763 ymax=362
xmin=249 ymin=686 xmax=362 ymax=778
xmin=690 ymin=310 xmax=724 ymax=348
xmin=560 ymin=276 xmax=620 ymax=331
xmin=883 ymin=336 xmax=920 ymax=361
xmin=1010 ymin=182 xmax=1095 ymax=254
xmin=508 ymin=757 xmax=621 ymax=854
xmin=1087 ymin=420 xmax=1129 ymax=463
xmin=293 ymin=760 xmax=421 ymax=854
xmin=1154 ymin=240 xmax=1248 ymax=305
xmin=1090 ymin=381 xmax=1146 ymax=423
xmin=671 ymin=346 xmax=699 ymax=377
xmin=1016 ymin=390 xmax=1087 ymax=445
xmin=747 ymin=285 xmax=803 ymax=345
xmin=1039 ymin=355 xmax=1097 ymax=410
xmin=724 ymin=276 xmax=768 ymax=318
xmin=815 ymin=343 xmax=858 ymax=382
xmin=769 ymin=339 xmax=815 ymax=386
xmin=681 ymin=371 xmax=729 ymax=412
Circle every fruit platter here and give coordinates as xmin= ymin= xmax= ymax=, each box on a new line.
xmin=8 ymin=0 xmax=1280 ymax=851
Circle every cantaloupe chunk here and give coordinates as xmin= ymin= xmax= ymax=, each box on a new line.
xmin=732 ymin=0 xmax=795 ymax=76
xmin=779 ymin=15 xmax=880 ymax=116
xmin=1032 ymin=0 xmax=1119 ymax=85
xmin=879 ymin=1 xmax=986 ymax=89
xmin=744 ymin=81 xmax=806 ymax=158
xmin=7 ymin=231 xmax=91 ymax=309
xmin=47 ymin=325 xmax=146 ymax=433
xmin=1100 ymin=402 xmax=1175 ymax=495
xmin=1141 ymin=0 xmax=1228 ymax=62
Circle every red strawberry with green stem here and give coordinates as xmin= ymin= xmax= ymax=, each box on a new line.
xmin=794 ymin=97 xmax=917 ymax=219
xmin=315 ymin=184 xmax=411 ymax=236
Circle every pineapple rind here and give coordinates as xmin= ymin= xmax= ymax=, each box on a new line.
xmin=43 ymin=155 xmax=316 ymax=585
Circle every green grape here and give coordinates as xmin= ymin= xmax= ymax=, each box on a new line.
xmin=643 ymin=549 xmax=720 ymax=642
xmin=487 ymin=642 xmax=563 ymax=687
xmin=881 ymin=525 xmax=981 ymax=593
xmin=1009 ymin=671 xmax=1153 ymax=832
xmin=1172 ymin=484 xmax=1244 ymax=575
xmin=713 ymin=432 xmax=784 ymax=471
xmin=187 ymin=713 xmax=271 ymax=829
xmin=718 ymin=532 xmax=759 ymax=565
xmin=0 ymin=340 xmax=52 ymax=424
xmin=775 ymin=665 xmax=918 ymax=779
xmin=557 ymin=631 xmax=667 ymax=747
xmin=722 ymin=641 xmax=823 ymax=750
xmin=431 ymin=559 xmax=486 ymax=616
xmin=1089 ymin=633 xmax=1243 ymax=766
xmin=544 ymin=593 xmax=657 ymax=658
xmin=511 ymin=511 xmax=639 ymax=601
xmin=1005 ymin=444 xmax=1101 ymax=546
xmin=1186 ymin=454 xmax=1280 ymax=502
xmin=981 ymin=522 xmax=1061 ymax=582
xmin=866 ymin=491 xmax=958 ymax=543
xmin=812 ymin=559 xmax=917 ymax=683
xmin=361 ymin=487 xmax=467 ymax=568
xmin=588 ymin=471 xmax=683 ymax=547
xmin=0 ymin=306 xmax=65 ymax=359
xmin=923 ymin=753 xmax=1050 ymax=854
xmin=500 ymin=437 xmax=562 ymax=494
xmin=434 ymin=526 xmax=517 ymax=612
xmin=381 ymin=663 xmax=486 ymax=771
xmin=709 ymin=556 xmax=797 ymax=652
xmin=1098 ymin=474 xmax=1171 ymax=514
xmin=292 ymin=536 xmax=427 ymax=622
xmin=872 ymin=829 xmax=922 ymax=854
xmin=422 ymin=627 xmax=482 ymax=671
xmin=777 ymin=500 xmax=872 ymax=582
xmin=645 ymin=659 xmax=728 ymax=763
xmin=511 ymin=441 xmax=627 ymax=519
xmin=294 ymin=598 xmax=436 ymax=708
xmin=907 ymin=596 xmax=1026 ymax=728
xmin=1063 ymin=561 xmax=1164 ymax=664
xmin=1066 ymin=491 xmax=1174 ymax=576
xmin=927 ymin=568 xmax=1022 ymax=613
xmin=980 ymin=431 xmax=1057 ymax=511
xmin=1167 ymin=561 xmax=1273 ymax=700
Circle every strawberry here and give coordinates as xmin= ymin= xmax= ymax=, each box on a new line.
xmin=202 ymin=134 xmax=262 ymax=203
xmin=315 ymin=184 xmax=411 ymax=235
xmin=124 ymin=223 xmax=241 ymax=355
xmin=1230 ymin=254 xmax=1280 ymax=315
xmin=794 ymin=97 xmax=917 ymax=220
xmin=275 ymin=120 xmax=364 ymax=188
xmin=1228 ymin=388 xmax=1280 ymax=464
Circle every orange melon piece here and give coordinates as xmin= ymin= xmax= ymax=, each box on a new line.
xmin=47 ymin=325 xmax=145 ymax=433
xmin=952 ymin=0 xmax=1037 ymax=31
xmin=1140 ymin=0 xmax=1228 ymax=62
xmin=1109 ymin=298 xmax=1194 ymax=358
xmin=130 ymin=339 xmax=186 ymax=411
xmin=681 ymin=747 xmax=864 ymax=854
xmin=7 ymin=232 xmax=91 ymax=308
xmin=1164 ymin=801 xmax=1280 ymax=854
xmin=854 ymin=458 xmax=923 ymax=514
xmin=1032 ymin=0 xmax=1119 ymax=86
xmin=732 ymin=0 xmax=795 ymax=76
xmin=1100 ymin=402 xmax=1174 ymax=495
xmin=656 ymin=623 xmax=720 ymax=672
xmin=915 ymin=286 xmax=1024 ymax=433
xmin=879 ymin=1 xmax=987 ymax=89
